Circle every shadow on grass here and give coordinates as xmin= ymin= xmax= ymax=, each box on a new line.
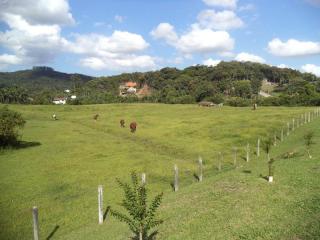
xmin=259 ymin=174 xmax=268 ymax=181
xmin=242 ymin=170 xmax=252 ymax=174
xmin=1 ymin=141 xmax=41 ymax=150
xmin=46 ymin=225 xmax=59 ymax=240
xmin=103 ymin=206 xmax=111 ymax=221
xmin=193 ymin=173 xmax=200 ymax=181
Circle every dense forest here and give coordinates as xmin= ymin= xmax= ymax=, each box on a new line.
xmin=1 ymin=62 xmax=320 ymax=106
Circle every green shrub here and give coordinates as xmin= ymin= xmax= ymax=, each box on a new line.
xmin=226 ymin=97 xmax=251 ymax=107
xmin=0 ymin=106 xmax=26 ymax=147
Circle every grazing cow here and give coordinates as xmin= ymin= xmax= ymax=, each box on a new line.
xmin=120 ymin=119 xmax=125 ymax=128
xmin=130 ymin=122 xmax=137 ymax=133
xmin=93 ymin=114 xmax=99 ymax=121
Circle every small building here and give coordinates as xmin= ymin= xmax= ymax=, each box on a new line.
xmin=119 ymin=81 xmax=138 ymax=96
xmin=53 ymin=97 xmax=67 ymax=105
xmin=70 ymin=95 xmax=77 ymax=100
xmin=64 ymin=89 xmax=71 ymax=93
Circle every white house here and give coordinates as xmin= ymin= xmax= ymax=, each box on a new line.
xmin=71 ymin=95 xmax=77 ymax=100
xmin=53 ymin=97 xmax=67 ymax=105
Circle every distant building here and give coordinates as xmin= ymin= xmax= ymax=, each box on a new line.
xmin=64 ymin=89 xmax=71 ymax=93
xmin=71 ymin=95 xmax=77 ymax=99
xmin=53 ymin=97 xmax=67 ymax=105
xmin=119 ymin=81 xmax=138 ymax=96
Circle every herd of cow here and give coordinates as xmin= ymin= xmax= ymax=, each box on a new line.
xmin=93 ymin=114 xmax=137 ymax=132
xmin=52 ymin=113 xmax=138 ymax=133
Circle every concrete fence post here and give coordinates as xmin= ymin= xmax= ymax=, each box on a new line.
xmin=274 ymin=133 xmax=277 ymax=146
xmin=257 ymin=138 xmax=260 ymax=157
xmin=246 ymin=143 xmax=250 ymax=162
xmin=32 ymin=206 xmax=39 ymax=240
xmin=98 ymin=185 xmax=103 ymax=224
xmin=292 ymin=119 xmax=295 ymax=131
xmin=198 ymin=156 xmax=203 ymax=182
xmin=308 ymin=112 xmax=311 ymax=123
xmin=287 ymin=122 xmax=290 ymax=136
xmin=141 ymin=173 xmax=146 ymax=185
xmin=174 ymin=164 xmax=179 ymax=192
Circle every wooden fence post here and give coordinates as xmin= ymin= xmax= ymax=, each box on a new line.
xmin=287 ymin=122 xmax=290 ymax=136
xmin=257 ymin=138 xmax=260 ymax=157
xmin=246 ymin=143 xmax=250 ymax=162
xmin=174 ymin=164 xmax=179 ymax=192
xmin=98 ymin=185 xmax=103 ymax=224
xmin=141 ymin=173 xmax=146 ymax=185
xmin=32 ymin=206 xmax=39 ymax=240
xmin=198 ymin=156 xmax=203 ymax=182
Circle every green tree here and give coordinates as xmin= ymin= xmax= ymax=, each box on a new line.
xmin=0 ymin=106 xmax=26 ymax=147
xmin=111 ymin=172 xmax=163 ymax=240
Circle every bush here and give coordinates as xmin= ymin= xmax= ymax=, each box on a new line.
xmin=226 ymin=97 xmax=251 ymax=107
xmin=0 ymin=106 xmax=26 ymax=147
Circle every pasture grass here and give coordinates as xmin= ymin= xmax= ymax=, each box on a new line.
xmin=0 ymin=104 xmax=319 ymax=239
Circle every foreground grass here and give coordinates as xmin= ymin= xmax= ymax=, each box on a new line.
xmin=0 ymin=104 xmax=319 ymax=239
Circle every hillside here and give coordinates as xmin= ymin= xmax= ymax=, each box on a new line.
xmin=0 ymin=104 xmax=319 ymax=239
xmin=1 ymin=62 xmax=320 ymax=105
xmin=0 ymin=66 xmax=94 ymax=91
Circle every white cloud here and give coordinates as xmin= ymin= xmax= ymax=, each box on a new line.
xmin=301 ymin=64 xmax=320 ymax=77
xmin=203 ymin=58 xmax=221 ymax=66
xmin=0 ymin=13 xmax=69 ymax=65
xmin=0 ymin=54 xmax=21 ymax=69
xmin=202 ymin=0 xmax=237 ymax=9
xmin=268 ymin=38 xmax=320 ymax=57
xmin=150 ymin=23 xmax=178 ymax=44
xmin=114 ymin=15 xmax=124 ymax=23
xmin=235 ymin=52 xmax=266 ymax=63
xmin=0 ymin=0 xmax=74 ymax=25
xmin=197 ymin=10 xmax=243 ymax=30
xmin=277 ymin=64 xmax=289 ymax=68
xmin=67 ymin=31 xmax=156 ymax=71
xmin=151 ymin=23 xmax=234 ymax=55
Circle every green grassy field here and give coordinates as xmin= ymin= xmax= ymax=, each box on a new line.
xmin=1 ymin=104 xmax=320 ymax=240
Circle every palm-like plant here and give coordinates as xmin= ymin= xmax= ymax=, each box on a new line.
xmin=304 ymin=131 xmax=314 ymax=159
xmin=110 ymin=172 xmax=163 ymax=240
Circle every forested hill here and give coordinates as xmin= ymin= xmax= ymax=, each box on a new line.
xmin=1 ymin=61 xmax=320 ymax=105
xmin=0 ymin=66 xmax=94 ymax=91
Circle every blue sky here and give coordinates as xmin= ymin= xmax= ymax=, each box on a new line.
xmin=0 ymin=0 xmax=319 ymax=76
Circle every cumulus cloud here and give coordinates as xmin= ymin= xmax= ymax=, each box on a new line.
xmin=202 ymin=0 xmax=237 ymax=9
xmin=203 ymin=58 xmax=221 ymax=66
xmin=197 ymin=10 xmax=243 ymax=30
xmin=235 ymin=52 xmax=265 ymax=63
xmin=268 ymin=38 xmax=320 ymax=57
xmin=151 ymin=23 xmax=234 ymax=55
xmin=0 ymin=13 xmax=69 ymax=65
xmin=67 ymin=31 xmax=156 ymax=71
xmin=301 ymin=64 xmax=320 ymax=77
xmin=0 ymin=54 xmax=21 ymax=69
xmin=0 ymin=0 xmax=75 ymax=25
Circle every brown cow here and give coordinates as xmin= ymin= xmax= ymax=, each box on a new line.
xmin=130 ymin=122 xmax=137 ymax=133
xmin=120 ymin=119 xmax=125 ymax=128
xmin=93 ymin=114 xmax=99 ymax=121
